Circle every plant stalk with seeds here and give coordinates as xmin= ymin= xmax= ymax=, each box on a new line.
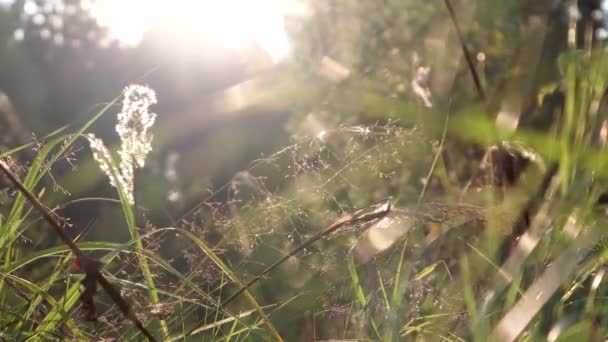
xmin=87 ymin=84 xmax=168 ymax=337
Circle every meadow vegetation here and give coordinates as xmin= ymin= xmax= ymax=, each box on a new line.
xmin=2 ymin=1 xmax=608 ymax=341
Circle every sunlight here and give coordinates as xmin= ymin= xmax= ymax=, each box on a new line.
xmin=0 ymin=0 xmax=14 ymax=9
xmin=91 ymin=0 xmax=302 ymax=62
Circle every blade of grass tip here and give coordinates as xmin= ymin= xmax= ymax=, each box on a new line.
xmin=48 ymin=100 xmax=118 ymax=169
xmin=225 ymin=317 xmax=239 ymax=342
xmin=5 ymin=241 xmax=123 ymax=273
xmin=0 ymin=124 xmax=68 ymax=160
xmin=182 ymin=307 xmax=260 ymax=336
xmin=417 ymin=113 xmax=449 ymax=210
xmin=413 ymin=261 xmax=440 ymax=281
xmin=214 ymin=273 xmax=227 ymax=337
xmin=0 ymin=144 xmax=34 ymax=160
xmin=376 ymin=267 xmax=390 ymax=312
xmin=385 ymin=237 xmax=408 ymax=342
xmin=29 ymin=100 xmax=119 ymax=197
xmin=29 ymin=101 xmax=118 ymax=207
xmin=346 ymin=253 xmax=382 ymax=340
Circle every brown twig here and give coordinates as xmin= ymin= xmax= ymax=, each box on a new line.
xmin=0 ymin=159 xmax=156 ymax=341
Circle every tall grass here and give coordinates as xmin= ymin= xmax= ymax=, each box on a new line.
xmin=3 ymin=4 xmax=608 ymax=341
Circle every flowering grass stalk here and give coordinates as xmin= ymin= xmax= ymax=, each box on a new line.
xmin=87 ymin=85 xmax=168 ymax=337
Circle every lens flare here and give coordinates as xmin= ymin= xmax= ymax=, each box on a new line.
xmin=91 ymin=0 xmax=302 ymax=62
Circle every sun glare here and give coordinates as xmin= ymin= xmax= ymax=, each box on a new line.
xmin=91 ymin=0 xmax=300 ymax=62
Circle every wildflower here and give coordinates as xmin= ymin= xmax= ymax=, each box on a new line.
xmin=87 ymin=84 xmax=157 ymax=204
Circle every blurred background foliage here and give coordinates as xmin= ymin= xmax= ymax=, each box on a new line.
xmin=2 ymin=0 xmax=608 ymax=340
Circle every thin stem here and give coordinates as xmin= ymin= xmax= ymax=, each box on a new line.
xmin=443 ymin=0 xmax=486 ymax=101
xmin=125 ymin=156 xmax=169 ymax=337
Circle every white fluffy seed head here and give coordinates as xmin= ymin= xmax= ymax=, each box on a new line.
xmin=86 ymin=133 xmax=124 ymax=190
xmin=87 ymin=84 xmax=158 ymax=205
xmin=116 ymin=84 xmax=157 ymax=168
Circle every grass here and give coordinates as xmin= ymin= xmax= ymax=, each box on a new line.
xmin=3 ymin=3 xmax=608 ymax=341
xmin=2 ymin=87 xmax=608 ymax=340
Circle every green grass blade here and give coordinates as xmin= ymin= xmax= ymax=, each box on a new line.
xmin=346 ymin=253 xmax=382 ymax=339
